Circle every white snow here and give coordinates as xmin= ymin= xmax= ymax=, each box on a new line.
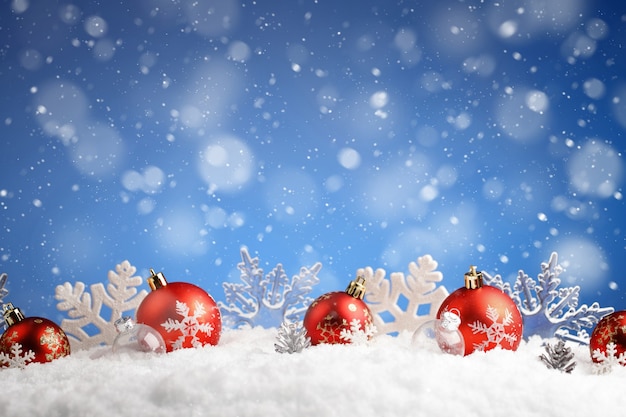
xmin=2 ymin=327 xmax=625 ymax=417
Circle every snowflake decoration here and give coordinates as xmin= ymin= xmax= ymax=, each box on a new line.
xmin=361 ymin=255 xmax=449 ymax=336
xmin=274 ymin=320 xmax=311 ymax=354
xmin=482 ymin=252 xmax=613 ymax=344
xmin=468 ymin=305 xmax=518 ymax=351
xmin=219 ymin=247 xmax=322 ymax=328
xmin=0 ymin=343 xmax=36 ymax=369
xmin=162 ymin=300 xmax=215 ymax=350
xmin=55 ymin=260 xmax=148 ymax=350
xmin=339 ymin=318 xmax=377 ymax=345
xmin=592 ymin=342 xmax=626 ymax=374
xmin=0 ymin=273 xmax=8 ymax=329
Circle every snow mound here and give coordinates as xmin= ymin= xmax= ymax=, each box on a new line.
xmin=1 ymin=328 xmax=625 ymax=417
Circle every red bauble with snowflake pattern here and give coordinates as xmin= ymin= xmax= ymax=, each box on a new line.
xmin=590 ymin=310 xmax=626 ymax=364
xmin=0 ymin=303 xmax=70 ymax=366
xmin=436 ymin=266 xmax=523 ymax=356
xmin=136 ymin=269 xmax=221 ymax=352
xmin=303 ymin=276 xmax=373 ymax=345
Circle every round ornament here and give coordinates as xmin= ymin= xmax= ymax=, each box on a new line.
xmin=0 ymin=303 xmax=71 ymax=366
xmin=112 ymin=316 xmax=166 ymax=354
xmin=303 ymin=275 xmax=374 ymax=345
xmin=412 ymin=309 xmax=465 ymax=355
xmin=436 ymin=266 xmax=523 ymax=356
xmin=135 ymin=269 xmax=221 ymax=352
xmin=590 ymin=310 xmax=626 ymax=364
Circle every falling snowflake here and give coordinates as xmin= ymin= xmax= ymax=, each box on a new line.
xmin=0 ymin=273 xmax=8 ymax=329
xmin=55 ymin=260 xmax=148 ymax=350
xmin=468 ymin=305 xmax=518 ymax=352
xmin=339 ymin=318 xmax=377 ymax=345
xmin=360 ymin=255 xmax=449 ymax=336
xmin=0 ymin=343 xmax=36 ymax=369
xmin=274 ymin=320 xmax=311 ymax=354
xmin=219 ymin=247 xmax=322 ymax=328
xmin=162 ymin=300 xmax=215 ymax=350
xmin=482 ymin=252 xmax=613 ymax=344
xmin=592 ymin=342 xmax=626 ymax=374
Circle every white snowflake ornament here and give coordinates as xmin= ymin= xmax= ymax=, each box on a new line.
xmin=468 ymin=305 xmax=518 ymax=352
xmin=162 ymin=300 xmax=216 ymax=350
xmin=220 ymin=248 xmax=322 ymax=328
xmin=339 ymin=318 xmax=377 ymax=345
xmin=55 ymin=260 xmax=148 ymax=350
xmin=0 ymin=343 xmax=36 ymax=369
xmin=360 ymin=255 xmax=449 ymax=336
xmin=482 ymin=252 xmax=613 ymax=344
xmin=592 ymin=342 xmax=626 ymax=374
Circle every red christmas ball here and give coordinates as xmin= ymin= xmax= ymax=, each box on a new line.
xmin=590 ymin=310 xmax=626 ymax=364
xmin=136 ymin=270 xmax=221 ymax=352
xmin=303 ymin=276 xmax=373 ymax=345
xmin=0 ymin=304 xmax=70 ymax=366
xmin=437 ymin=266 xmax=523 ymax=356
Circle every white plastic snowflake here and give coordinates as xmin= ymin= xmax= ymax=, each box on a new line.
xmin=220 ymin=247 xmax=321 ymax=328
xmin=339 ymin=318 xmax=377 ymax=345
xmin=468 ymin=305 xmax=518 ymax=352
xmin=0 ymin=343 xmax=36 ymax=369
xmin=360 ymin=255 xmax=449 ymax=336
xmin=482 ymin=252 xmax=613 ymax=344
xmin=162 ymin=300 xmax=215 ymax=350
xmin=592 ymin=342 xmax=626 ymax=374
xmin=55 ymin=260 xmax=148 ymax=350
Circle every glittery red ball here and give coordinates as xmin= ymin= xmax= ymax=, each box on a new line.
xmin=136 ymin=282 xmax=221 ymax=352
xmin=0 ymin=317 xmax=71 ymax=366
xmin=303 ymin=291 xmax=373 ymax=345
xmin=590 ymin=310 xmax=626 ymax=364
xmin=437 ymin=285 xmax=523 ymax=356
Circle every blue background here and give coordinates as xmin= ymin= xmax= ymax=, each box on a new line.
xmin=1 ymin=0 xmax=624 ymax=324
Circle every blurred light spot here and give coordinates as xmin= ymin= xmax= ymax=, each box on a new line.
xmin=415 ymin=126 xmax=439 ymax=147
xmin=583 ymin=78 xmax=605 ymax=100
xmin=420 ymin=184 xmax=438 ymax=202
xmin=11 ymin=0 xmax=29 ymax=14
xmin=337 ymin=148 xmax=361 ymax=170
xmin=525 ymin=90 xmax=549 ymax=113
xmin=122 ymin=166 xmax=165 ymax=194
xmin=462 ymin=54 xmax=496 ymax=77
xmin=482 ymin=178 xmax=504 ymax=201
xmin=436 ymin=165 xmax=458 ymax=187
xmin=498 ymin=20 xmax=518 ymax=38
xmin=137 ymin=198 xmax=156 ymax=214
xmin=586 ymin=18 xmax=609 ymax=40
xmin=227 ymin=40 xmax=251 ymax=62
xmin=197 ymin=136 xmax=254 ymax=193
xmin=561 ymin=32 xmax=596 ymax=61
xmin=496 ymin=87 xmax=549 ymax=142
xmin=93 ymin=38 xmax=116 ymax=61
xmin=59 ymin=4 xmax=81 ymax=25
xmin=369 ymin=91 xmax=389 ymax=109
xmin=19 ymin=49 xmax=43 ymax=71
xmin=568 ymin=140 xmax=623 ymax=199
xmin=324 ymin=175 xmax=343 ymax=193
xmin=555 ymin=238 xmax=608 ymax=288
xmin=84 ymin=16 xmax=108 ymax=38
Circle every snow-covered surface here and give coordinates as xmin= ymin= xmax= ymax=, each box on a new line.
xmin=2 ymin=328 xmax=624 ymax=417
